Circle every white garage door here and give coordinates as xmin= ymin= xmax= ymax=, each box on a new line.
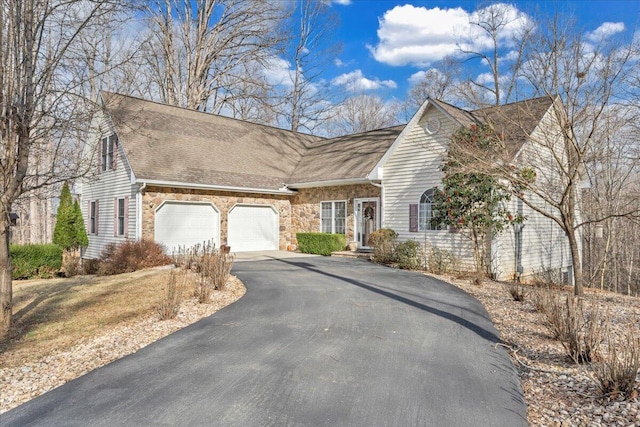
xmin=155 ymin=202 xmax=219 ymax=254
xmin=228 ymin=205 xmax=278 ymax=252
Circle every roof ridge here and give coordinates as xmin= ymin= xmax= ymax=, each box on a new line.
xmin=316 ymin=124 xmax=406 ymax=145
xmin=101 ymin=91 xmax=325 ymax=141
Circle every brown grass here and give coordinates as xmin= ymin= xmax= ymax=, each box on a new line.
xmin=0 ymin=267 xmax=188 ymax=368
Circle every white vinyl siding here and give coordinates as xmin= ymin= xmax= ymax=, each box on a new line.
xmin=382 ymin=103 xmax=574 ymax=277
xmin=321 ymin=201 xmax=346 ymax=234
xmin=382 ymin=106 xmax=476 ymax=270
xmin=80 ymin=108 xmax=137 ymax=259
xmin=491 ymin=111 xmax=573 ymax=281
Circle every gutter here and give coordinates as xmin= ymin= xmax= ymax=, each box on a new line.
xmin=287 ymin=178 xmax=370 ymax=189
xmin=136 ymin=179 xmax=298 ymax=195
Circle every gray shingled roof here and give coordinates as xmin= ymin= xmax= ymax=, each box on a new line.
xmin=429 ymin=99 xmax=478 ymax=127
xmin=288 ymin=125 xmax=405 ymax=184
xmin=102 ymin=92 xmax=551 ymax=192
xmin=103 ymin=92 xmax=322 ymax=191
xmin=431 ymin=97 xmax=554 ymax=157
xmin=470 ymin=97 xmax=554 ymax=157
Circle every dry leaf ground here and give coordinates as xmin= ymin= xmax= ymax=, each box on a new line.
xmin=435 ymin=273 xmax=640 ymax=426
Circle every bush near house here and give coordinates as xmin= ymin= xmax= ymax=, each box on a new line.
xmin=10 ymin=244 xmax=63 ymax=279
xmin=296 ymin=233 xmax=346 ymax=256
xmin=97 ymin=240 xmax=172 ymax=275
xmin=368 ymin=228 xmax=460 ymax=273
xmin=368 ymin=228 xmax=397 ymax=264
xmin=394 ymin=240 xmax=423 ymax=270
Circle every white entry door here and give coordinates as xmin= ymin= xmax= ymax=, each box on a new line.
xmin=354 ymin=198 xmax=380 ymax=248
xmin=228 ymin=205 xmax=279 ymax=252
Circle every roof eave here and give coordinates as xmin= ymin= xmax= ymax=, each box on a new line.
xmin=287 ymin=178 xmax=371 ymax=189
xmin=137 ymin=179 xmax=297 ymax=195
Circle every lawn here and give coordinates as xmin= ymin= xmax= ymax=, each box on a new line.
xmin=1 ymin=267 xmax=181 ymax=368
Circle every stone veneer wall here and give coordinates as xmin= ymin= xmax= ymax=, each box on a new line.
xmin=142 ymin=186 xmax=292 ymax=250
xmin=290 ymin=184 xmax=381 ymax=245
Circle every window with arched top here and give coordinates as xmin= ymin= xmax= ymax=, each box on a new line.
xmin=419 ymin=188 xmax=442 ymax=231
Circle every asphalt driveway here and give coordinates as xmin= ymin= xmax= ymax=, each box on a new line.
xmin=2 ymin=256 xmax=527 ymax=426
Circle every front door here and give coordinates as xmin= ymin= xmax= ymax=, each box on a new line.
xmin=355 ymin=199 xmax=380 ymax=249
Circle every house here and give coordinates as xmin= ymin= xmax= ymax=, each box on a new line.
xmin=79 ymin=92 xmax=575 ymax=281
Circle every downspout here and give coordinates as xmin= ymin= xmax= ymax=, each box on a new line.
xmin=137 ymin=182 xmax=146 ymax=240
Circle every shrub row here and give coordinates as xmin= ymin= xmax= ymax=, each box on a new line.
xmin=368 ymin=228 xmax=462 ymax=272
xmin=172 ymin=242 xmax=234 ymax=302
xmin=296 ymin=233 xmax=346 ymax=256
xmin=10 ymin=244 xmax=63 ymax=280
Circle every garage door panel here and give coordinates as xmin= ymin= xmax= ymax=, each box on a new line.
xmin=155 ymin=202 xmax=219 ymax=254
xmin=228 ymin=205 xmax=278 ymax=252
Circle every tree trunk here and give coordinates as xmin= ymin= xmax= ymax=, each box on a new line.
xmin=567 ymin=227 xmax=583 ymax=296
xmin=0 ymin=216 xmax=13 ymax=334
xmin=599 ymin=219 xmax=612 ymax=290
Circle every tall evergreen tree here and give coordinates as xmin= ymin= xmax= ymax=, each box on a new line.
xmin=53 ymin=183 xmax=88 ymax=250
xmin=72 ymin=200 xmax=89 ymax=249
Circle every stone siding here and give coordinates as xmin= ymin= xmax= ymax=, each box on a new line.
xmin=142 ymin=186 xmax=292 ymax=250
xmin=291 ymin=184 xmax=381 ymax=244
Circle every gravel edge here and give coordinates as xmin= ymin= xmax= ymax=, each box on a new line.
xmin=0 ymin=275 xmax=246 ymax=414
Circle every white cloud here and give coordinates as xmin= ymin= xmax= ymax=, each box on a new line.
xmin=586 ymin=22 xmax=625 ymax=42
xmin=408 ymin=68 xmax=446 ymax=84
xmin=327 ymin=0 xmax=351 ymax=5
xmin=334 ymin=58 xmax=345 ymax=67
xmin=369 ymin=3 xmax=532 ymax=67
xmin=408 ymin=70 xmax=428 ymax=84
xmin=263 ymin=57 xmax=294 ymax=87
xmin=332 ymin=69 xmax=397 ymax=92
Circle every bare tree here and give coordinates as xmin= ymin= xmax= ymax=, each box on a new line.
xmin=582 ymin=106 xmax=640 ymax=295
xmin=456 ymin=2 xmax=535 ymax=107
xmin=325 ymin=94 xmax=401 ymax=137
xmin=278 ymin=0 xmax=341 ymax=132
xmin=143 ymin=0 xmax=286 ymax=112
xmin=0 ymin=0 xmax=130 ymax=332
xmin=407 ymin=68 xmax=456 ymax=110
xmin=455 ymin=15 xmax=640 ymax=296
xmin=223 ymin=61 xmax=278 ymax=124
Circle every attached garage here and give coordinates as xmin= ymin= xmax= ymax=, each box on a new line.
xmin=228 ymin=205 xmax=279 ymax=252
xmin=155 ymin=202 xmax=220 ymax=254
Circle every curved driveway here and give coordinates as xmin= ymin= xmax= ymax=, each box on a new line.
xmin=3 ymin=256 xmax=527 ymax=426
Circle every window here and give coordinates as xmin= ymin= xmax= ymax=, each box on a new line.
xmin=418 ymin=188 xmax=443 ymax=231
xmin=321 ymin=201 xmax=346 ymax=234
xmin=117 ymin=198 xmax=125 ymax=236
xmin=90 ymin=201 xmax=98 ymax=234
xmin=101 ymin=135 xmax=116 ymax=172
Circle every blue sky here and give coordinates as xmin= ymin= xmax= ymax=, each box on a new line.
xmin=316 ymin=1 xmax=640 ymax=101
